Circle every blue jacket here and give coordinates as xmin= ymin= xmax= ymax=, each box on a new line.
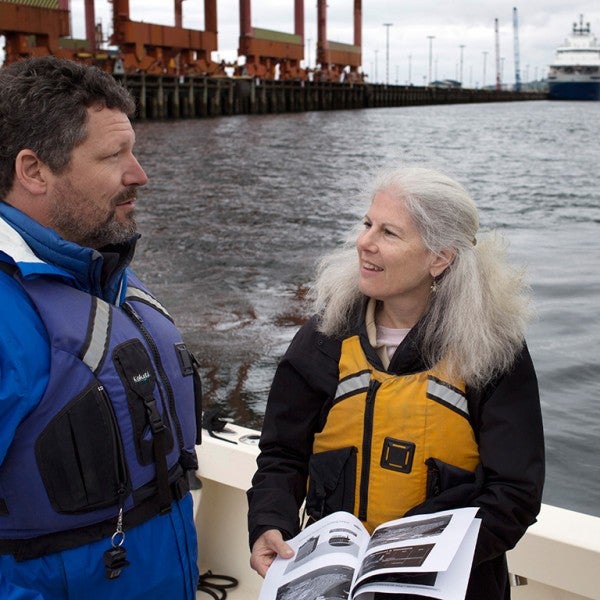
xmin=0 ymin=203 xmax=199 ymax=599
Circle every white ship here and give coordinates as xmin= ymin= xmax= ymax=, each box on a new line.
xmin=547 ymin=15 xmax=600 ymax=100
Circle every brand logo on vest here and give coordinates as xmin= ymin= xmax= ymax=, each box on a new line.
xmin=133 ymin=371 xmax=151 ymax=384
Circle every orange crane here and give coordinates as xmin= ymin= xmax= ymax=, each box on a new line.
xmin=236 ymin=0 xmax=306 ymax=80
xmin=0 ymin=0 xmax=115 ymax=68
xmin=315 ymin=0 xmax=363 ymax=82
xmin=0 ymin=1 xmax=222 ymax=76
xmin=1 ymin=0 xmax=364 ymax=81
xmin=0 ymin=0 xmax=72 ymax=64
xmin=110 ymin=0 xmax=222 ymax=75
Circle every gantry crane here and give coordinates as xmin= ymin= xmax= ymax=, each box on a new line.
xmin=0 ymin=1 xmax=223 ymax=76
xmin=1 ymin=0 xmax=365 ymax=81
xmin=236 ymin=0 xmax=305 ymax=80
xmin=110 ymin=0 xmax=222 ymax=75
xmin=0 ymin=0 xmax=72 ymax=64
xmin=315 ymin=0 xmax=363 ymax=82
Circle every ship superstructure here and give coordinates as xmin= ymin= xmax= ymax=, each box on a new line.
xmin=548 ymin=15 xmax=600 ymax=100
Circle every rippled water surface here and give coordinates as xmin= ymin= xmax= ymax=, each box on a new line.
xmin=131 ymin=100 xmax=600 ymax=517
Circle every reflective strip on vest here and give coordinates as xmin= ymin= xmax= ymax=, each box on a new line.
xmin=427 ymin=376 xmax=469 ymax=419
xmin=80 ymin=297 xmax=111 ymax=373
xmin=126 ymin=286 xmax=171 ymax=320
xmin=335 ymin=370 xmax=371 ymax=402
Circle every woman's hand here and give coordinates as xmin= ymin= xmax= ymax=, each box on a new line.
xmin=250 ymin=529 xmax=295 ymax=577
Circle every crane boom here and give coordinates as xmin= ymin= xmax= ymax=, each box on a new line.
xmin=513 ymin=6 xmax=522 ymax=91
xmin=495 ymin=18 xmax=501 ymax=90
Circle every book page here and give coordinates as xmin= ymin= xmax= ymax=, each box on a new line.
xmin=258 ymin=507 xmax=480 ymax=600
xmin=351 ymin=511 xmax=481 ymax=600
xmin=258 ymin=511 xmax=370 ymax=600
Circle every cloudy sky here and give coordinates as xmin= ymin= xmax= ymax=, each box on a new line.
xmin=32 ymin=1 xmax=600 ymax=86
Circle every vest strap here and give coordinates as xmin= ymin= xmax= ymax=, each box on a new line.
xmin=0 ymin=474 xmax=190 ymax=562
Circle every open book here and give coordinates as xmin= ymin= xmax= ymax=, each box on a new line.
xmin=258 ymin=507 xmax=481 ymax=600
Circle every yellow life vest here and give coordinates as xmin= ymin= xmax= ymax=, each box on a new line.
xmin=312 ymin=335 xmax=480 ymax=532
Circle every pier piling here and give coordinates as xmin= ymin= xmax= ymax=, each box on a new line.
xmin=115 ymin=74 xmax=546 ymax=120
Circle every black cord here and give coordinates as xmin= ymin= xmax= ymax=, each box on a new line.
xmin=202 ymin=409 xmax=238 ymax=444
xmin=196 ymin=584 xmax=221 ymax=600
xmin=197 ymin=570 xmax=239 ymax=599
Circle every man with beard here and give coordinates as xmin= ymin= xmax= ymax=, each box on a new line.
xmin=0 ymin=57 xmax=202 ymax=598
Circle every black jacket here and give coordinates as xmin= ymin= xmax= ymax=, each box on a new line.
xmin=248 ymin=312 xmax=545 ymax=599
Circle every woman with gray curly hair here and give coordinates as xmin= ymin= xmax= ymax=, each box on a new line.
xmin=248 ymin=165 xmax=545 ymax=600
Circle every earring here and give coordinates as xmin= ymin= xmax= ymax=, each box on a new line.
xmin=430 ymin=278 xmax=438 ymax=293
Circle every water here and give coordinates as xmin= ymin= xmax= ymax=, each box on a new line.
xmin=131 ymin=100 xmax=600 ymax=518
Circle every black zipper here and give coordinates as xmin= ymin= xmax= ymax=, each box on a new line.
xmin=122 ymin=302 xmax=185 ymax=454
xmin=358 ymin=379 xmax=380 ymax=521
xmin=98 ymin=384 xmax=129 ymax=498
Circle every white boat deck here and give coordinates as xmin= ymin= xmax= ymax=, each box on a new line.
xmin=194 ymin=423 xmax=600 ymax=600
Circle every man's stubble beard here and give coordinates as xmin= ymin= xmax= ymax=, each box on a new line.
xmin=48 ymin=184 xmax=139 ymax=249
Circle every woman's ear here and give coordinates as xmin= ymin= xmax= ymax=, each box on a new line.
xmin=14 ymin=149 xmax=48 ymax=195
xmin=430 ymin=248 xmax=456 ymax=278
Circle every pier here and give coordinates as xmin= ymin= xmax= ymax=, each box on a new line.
xmin=120 ymin=74 xmax=546 ymax=120
xmin=2 ymin=1 xmax=548 ymax=118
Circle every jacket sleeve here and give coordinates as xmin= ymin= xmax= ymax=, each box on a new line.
xmin=471 ymin=343 xmax=545 ymax=564
xmin=0 ymin=272 xmax=50 ymax=463
xmin=0 ymin=272 xmax=51 ymax=598
xmin=247 ymin=317 xmax=340 ymax=549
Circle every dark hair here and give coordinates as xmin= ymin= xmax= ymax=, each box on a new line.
xmin=0 ymin=56 xmax=136 ymax=199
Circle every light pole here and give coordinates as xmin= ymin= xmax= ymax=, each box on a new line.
xmin=427 ymin=35 xmax=435 ymax=84
xmin=383 ymin=23 xmax=393 ymax=85
xmin=482 ymin=51 xmax=488 ymax=88
xmin=459 ymin=44 xmax=465 ymax=86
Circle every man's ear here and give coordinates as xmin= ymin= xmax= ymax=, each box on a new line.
xmin=14 ymin=149 xmax=49 ymax=195
xmin=430 ymin=248 xmax=456 ymax=278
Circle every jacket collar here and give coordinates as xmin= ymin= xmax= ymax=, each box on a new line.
xmin=0 ymin=202 xmax=137 ymax=304
xmin=356 ymin=296 xmax=428 ymax=375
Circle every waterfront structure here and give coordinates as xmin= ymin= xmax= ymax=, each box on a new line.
xmin=0 ymin=1 xmax=546 ymax=117
xmin=117 ymin=74 xmax=544 ymax=120
xmin=0 ymin=0 xmax=363 ymax=83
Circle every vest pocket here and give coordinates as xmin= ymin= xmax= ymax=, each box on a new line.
xmin=425 ymin=457 xmax=482 ymax=499
xmin=114 ymin=339 xmax=174 ymax=465
xmin=36 ymin=382 xmax=128 ymax=514
xmin=306 ymin=446 xmax=357 ymax=521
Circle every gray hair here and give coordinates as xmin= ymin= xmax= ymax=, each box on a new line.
xmin=0 ymin=56 xmax=136 ymax=199
xmin=311 ymin=165 xmax=532 ymax=388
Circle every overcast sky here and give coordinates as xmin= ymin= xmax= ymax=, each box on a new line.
xmin=22 ymin=1 xmax=600 ymax=85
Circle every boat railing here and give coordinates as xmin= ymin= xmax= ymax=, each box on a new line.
xmin=194 ymin=422 xmax=600 ymax=600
